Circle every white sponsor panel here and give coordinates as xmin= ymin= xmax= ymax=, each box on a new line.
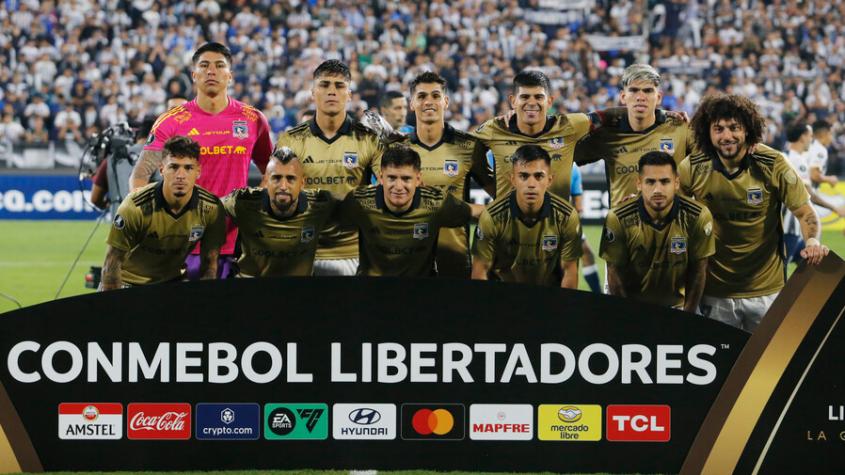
xmin=332 ymin=403 xmax=396 ymax=440
xmin=58 ymin=403 xmax=122 ymax=440
xmin=469 ymin=404 xmax=533 ymax=441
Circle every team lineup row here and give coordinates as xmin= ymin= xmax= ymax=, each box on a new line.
xmin=98 ymin=42 xmax=830 ymax=335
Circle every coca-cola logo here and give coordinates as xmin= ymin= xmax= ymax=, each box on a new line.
xmin=129 ymin=411 xmax=188 ymax=431
xmin=127 ymin=403 xmax=192 ymax=440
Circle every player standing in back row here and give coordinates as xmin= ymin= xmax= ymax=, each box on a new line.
xmin=129 ymin=42 xmax=274 ymax=279
xmin=276 ymin=60 xmax=384 ymax=276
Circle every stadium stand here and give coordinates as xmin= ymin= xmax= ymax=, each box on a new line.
xmin=0 ymin=0 xmax=843 ymax=174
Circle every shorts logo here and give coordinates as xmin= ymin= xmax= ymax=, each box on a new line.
xmin=333 ymin=403 xmax=396 ymax=440
xmin=747 ymin=188 xmax=763 ymax=205
xmin=606 ymin=404 xmax=671 ymax=442
xmin=127 ymin=403 xmax=191 ymax=440
xmin=542 ymin=235 xmax=558 ymax=252
xmin=413 ymin=223 xmax=430 ymax=240
xmin=659 ymin=139 xmax=674 ymax=153
xmin=301 ymin=226 xmax=315 ymax=243
xmin=469 ymin=404 xmax=533 ymax=441
xmin=264 ymin=403 xmax=328 ymax=440
xmin=443 ymin=160 xmax=459 ymax=177
xmin=549 ymin=137 xmax=565 ymax=149
xmin=232 ymin=120 xmax=249 ymax=139
xmin=113 ymin=214 xmax=125 ymax=230
xmin=538 ymin=404 xmax=602 ymax=441
xmin=58 ymin=403 xmax=122 ymax=440
xmin=401 ymin=404 xmax=465 ymax=440
xmin=670 ymin=236 xmax=687 ymax=254
xmin=196 ymin=403 xmax=260 ymax=441
xmin=343 ymin=152 xmax=359 ymax=169
xmin=188 ymin=225 xmax=205 ymax=242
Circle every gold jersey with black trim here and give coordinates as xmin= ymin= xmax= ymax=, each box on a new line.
xmin=222 ymin=187 xmax=338 ymax=277
xmin=276 ymin=115 xmax=383 ymax=260
xmin=600 ymin=195 xmax=715 ymax=308
xmin=471 ymin=113 xmax=595 ymax=201
xmin=472 ymin=191 xmax=582 ymax=286
xmin=679 ymin=144 xmax=810 ymax=298
xmin=409 ymin=123 xmax=493 ymax=278
xmin=106 ymin=182 xmax=226 ymax=285
xmin=339 ymin=185 xmax=472 ymax=277
xmin=574 ymin=110 xmax=695 ymax=207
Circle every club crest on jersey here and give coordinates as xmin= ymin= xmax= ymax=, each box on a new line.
xmin=413 ymin=223 xmax=429 ymax=240
xmin=301 ymin=226 xmax=315 ymax=243
xmin=343 ymin=152 xmax=358 ymax=169
xmin=113 ymin=214 xmax=125 ymax=230
xmin=232 ymin=121 xmax=249 ymax=139
xmin=443 ymin=160 xmax=459 ymax=177
xmin=659 ymin=139 xmax=674 ymax=153
xmin=746 ymin=188 xmax=763 ymax=205
xmin=188 ymin=225 xmax=205 ymax=242
xmin=542 ymin=235 xmax=558 ymax=252
xmin=670 ymin=236 xmax=687 ymax=254
xmin=549 ymin=137 xmax=565 ymax=149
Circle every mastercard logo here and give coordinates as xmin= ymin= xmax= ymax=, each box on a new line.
xmin=411 ymin=408 xmax=455 ymax=435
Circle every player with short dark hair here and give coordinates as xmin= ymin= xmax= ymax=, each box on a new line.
xmin=574 ymin=64 xmax=694 ymax=208
xmin=129 ymin=42 xmax=274 ymax=280
xmin=406 ymin=71 xmax=495 ymax=278
xmin=681 ymin=94 xmax=826 ymax=331
xmin=601 ymin=151 xmax=714 ymax=312
xmin=101 ymin=136 xmax=226 ymax=290
xmin=472 ymin=144 xmax=582 ymax=287
xmin=379 ymin=90 xmax=411 ymax=133
xmin=808 ymin=120 xmax=837 ymax=187
xmin=276 ymin=60 xmax=384 ymax=276
xmin=223 ymin=147 xmax=338 ymax=277
xmin=339 ymin=144 xmax=483 ymax=276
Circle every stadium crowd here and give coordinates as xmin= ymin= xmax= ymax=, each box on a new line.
xmin=0 ymin=0 xmax=844 ymax=173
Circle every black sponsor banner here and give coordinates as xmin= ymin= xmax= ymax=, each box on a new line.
xmin=0 ymin=277 xmax=749 ymax=472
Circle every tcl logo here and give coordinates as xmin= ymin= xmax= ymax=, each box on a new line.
xmin=606 ymin=405 xmax=670 ymax=442
xmin=127 ymin=403 xmax=191 ymax=440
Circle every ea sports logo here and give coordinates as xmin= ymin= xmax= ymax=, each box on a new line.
xmin=411 ymin=408 xmax=454 ymax=435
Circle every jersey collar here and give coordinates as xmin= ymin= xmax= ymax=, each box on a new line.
xmin=637 ymin=195 xmax=680 ymax=230
xmin=507 ymin=114 xmax=556 ymax=138
xmin=154 ymin=181 xmax=199 ymax=219
xmin=309 ymin=115 xmax=353 ymax=144
xmin=711 ymin=152 xmax=751 ymax=180
xmin=409 ymin=123 xmax=454 ymax=151
xmin=618 ymin=109 xmax=666 ymax=133
xmin=375 ymin=185 xmax=422 ymax=216
xmin=262 ymin=189 xmax=308 ymax=220
xmin=509 ymin=191 xmax=551 ymax=226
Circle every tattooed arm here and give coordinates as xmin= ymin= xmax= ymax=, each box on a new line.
xmin=100 ymin=246 xmax=127 ymax=291
xmin=793 ymin=203 xmax=829 ymax=265
xmin=200 ymin=248 xmax=220 ymax=280
xmin=129 ymin=150 xmax=163 ymax=191
xmin=684 ymin=258 xmax=708 ymax=314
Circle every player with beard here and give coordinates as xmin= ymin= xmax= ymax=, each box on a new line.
xmin=601 ymin=152 xmax=714 ymax=312
xmin=680 ymin=94 xmax=826 ymax=331
xmin=222 ymin=147 xmax=337 ymax=277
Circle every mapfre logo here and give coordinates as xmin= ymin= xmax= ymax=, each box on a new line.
xmin=606 ymin=405 xmax=670 ymax=442
xmin=127 ymin=403 xmax=191 ymax=440
xmin=469 ymin=404 xmax=533 ymax=441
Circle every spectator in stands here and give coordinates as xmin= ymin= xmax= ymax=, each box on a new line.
xmin=24 ymin=116 xmax=49 ymax=144
xmin=54 ymin=103 xmax=83 ymax=143
xmin=0 ymin=112 xmax=26 ymax=145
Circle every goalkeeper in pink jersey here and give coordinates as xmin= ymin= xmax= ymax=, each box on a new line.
xmin=130 ymin=42 xmax=273 ymax=279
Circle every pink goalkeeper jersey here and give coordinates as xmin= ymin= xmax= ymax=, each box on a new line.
xmin=144 ymin=98 xmax=273 ymax=255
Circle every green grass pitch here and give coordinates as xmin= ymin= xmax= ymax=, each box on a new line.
xmin=0 ymin=220 xmax=843 ymax=314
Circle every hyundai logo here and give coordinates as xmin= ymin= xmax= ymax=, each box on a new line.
xmin=349 ymin=408 xmax=381 ymax=425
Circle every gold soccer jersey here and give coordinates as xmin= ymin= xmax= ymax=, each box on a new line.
xmin=574 ymin=111 xmax=694 ymax=207
xmin=107 ymin=182 xmax=226 ymax=285
xmin=276 ymin=116 xmax=383 ymax=260
xmin=223 ymin=188 xmax=338 ymax=277
xmin=409 ymin=124 xmax=493 ymax=277
xmin=599 ymin=195 xmax=715 ymax=308
xmin=679 ymin=144 xmax=810 ymax=298
xmin=471 ymin=114 xmax=593 ymax=201
xmin=472 ymin=191 xmax=582 ymax=286
xmin=339 ymin=185 xmax=472 ymax=277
